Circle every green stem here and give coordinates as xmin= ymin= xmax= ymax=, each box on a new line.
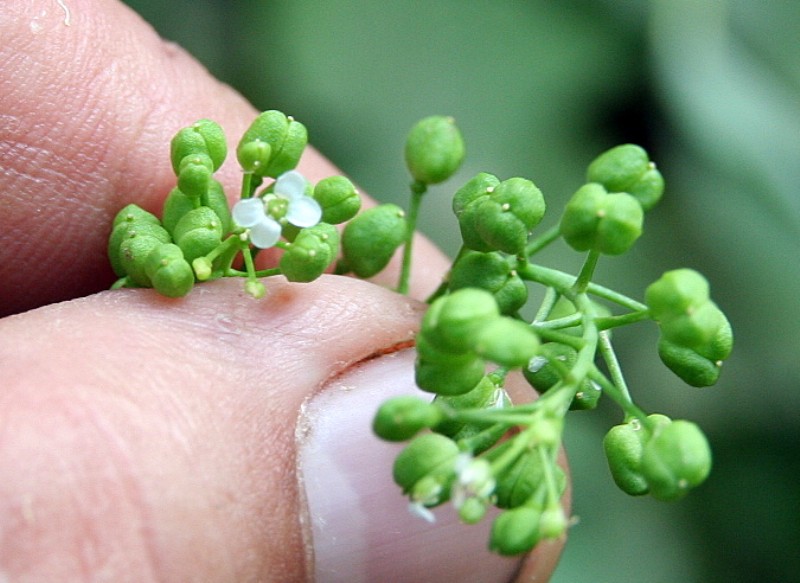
xmin=226 ymin=267 xmax=282 ymax=278
xmin=398 ymin=182 xmax=427 ymax=294
xmin=241 ymin=172 xmax=254 ymax=199
xmin=596 ymin=330 xmax=632 ymax=405
xmin=588 ymin=367 xmax=649 ymax=424
xmin=518 ymin=263 xmax=647 ymax=312
xmin=533 ymin=287 xmax=560 ymax=323
xmin=572 ymin=250 xmax=600 ymax=295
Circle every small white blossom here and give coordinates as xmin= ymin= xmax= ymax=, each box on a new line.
xmin=232 ymin=170 xmax=322 ymax=248
xmin=451 ymin=454 xmax=495 ymax=510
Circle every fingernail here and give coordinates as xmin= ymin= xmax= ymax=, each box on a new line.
xmin=297 ymin=348 xmax=522 ymax=583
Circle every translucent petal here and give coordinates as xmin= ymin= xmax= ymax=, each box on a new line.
xmin=274 ymin=170 xmax=308 ymax=200
xmin=249 ymin=217 xmax=282 ymax=249
xmin=286 ymin=197 xmax=322 ymax=228
xmin=232 ymin=198 xmax=266 ymax=228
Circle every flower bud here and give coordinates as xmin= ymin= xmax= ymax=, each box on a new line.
xmin=144 ymin=243 xmax=194 ymax=298
xmin=392 ymin=433 xmax=459 ymax=495
xmin=645 ymin=269 xmax=710 ymax=322
xmin=586 ymin=144 xmax=664 ymax=211
xmin=523 ymin=342 xmax=577 ymax=393
xmin=474 ymin=317 xmax=540 ymax=368
xmin=313 ymin=176 xmax=362 ymax=224
xmin=172 ymin=206 xmax=223 ymax=263
xmin=118 ymin=227 xmax=171 ymax=287
xmin=237 ymin=111 xmax=288 ymax=168
xmin=472 ymin=177 xmax=546 ymax=254
xmin=433 ymin=375 xmax=501 ymax=438
xmin=177 ymin=154 xmax=213 ymax=200
xmin=448 ymin=251 xmax=528 ymax=315
xmin=170 ymin=119 xmax=227 ymax=175
xmin=162 ymin=180 xmax=231 ymax=237
xmin=658 ymin=300 xmax=727 ymax=352
xmin=341 ymin=204 xmax=407 ymax=278
xmin=415 ymin=352 xmax=486 ymax=396
xmin=237 ymin=140 xmax=272 ymax=174
xmin=373 ymin=396 xmax=444 ymax=442
xmin=658 ymin=338 xmax=721 ymax=387
xmin=404 ymin=115 xmax=465 ymax=185
xmin=279 ymin=223 xmax=338 ymax=283
xmin=538 ymin=505 xmax=568 ymax=540
xmin=108 ymin=205 xmax=163 ymax=277
xmin=603 ymin=420 xmax=650 ymax=496
xmin=490 ymin=444 xmax=545 ymax=509
xmin=561 ymin=183 xmax=643 ymax=255
xmin=264 ymin=116 xmax=308 ymax=178
xmin=640 ymin=420 xmax=712 ymax=501
xmin=489 ymin=506 xmax=542 ymax=556
xmin=421 ymin=288 xmax=500 ymax=354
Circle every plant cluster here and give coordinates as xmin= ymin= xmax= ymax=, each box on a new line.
xmin=107 ymin=111 xmax=732 ymax=556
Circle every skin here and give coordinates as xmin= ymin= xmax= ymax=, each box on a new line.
xmin=0 ymin=1 xmax=566 ymax=580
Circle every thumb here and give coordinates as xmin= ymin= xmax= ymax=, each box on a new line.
xmin=0 ymin=276 xmax=563 ymax=581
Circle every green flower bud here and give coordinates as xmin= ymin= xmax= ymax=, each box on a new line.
xmin=162 ymin=180 xmax=232 ymax=237
xmin=108 ymin=205 xmax=163 ymax=277
xmin=176 ymin=154 xmax=213 ymax=201
xmin=172 ymin=206 xmax=223 ymax=263
xmin=474 ymin=317 xmax=540 ymax=368
xmin=489 ymin=507 xmax=542 ymax=556
xmin=236 ymin=111 xmax=307 ymax=178
xmin=538 ymin=505 xmax=568 ymax=540
xmin=569 ymin=380 xmax=602 ymax=411
xmin=603 ymin=419 xmax=650 ymax=496
xmin=491 ymin=446 xmax=546 ymax=509
xmin=170 ymin=119 xmax=227 ymax=174
xmin=236 ymin=140 xmax=272 ymax=174
xmin=392 ymin=433 xmax=459 ymax=495
xmin=659 ymin=300 xmax=727 ymax=352
xmin=245 ymin=279 xmax=267 ymax=299
xmin=421 ymin=288 xmax=500 ymax=354
xmin=415 ymin=352 xmax=486 ymax=396
xmin=433 ymin=376 xmax=501 ymax=438
xmin=404 ymin=115 xmax=465 ymax=185
xmin=119 ymin=228 xmax=171 ymax=287
xmin=472 ymin=178 xmax=546 ymax=254
xmin=523 ymin=342 xmax=577 ymax=393
xmin=645 ymin=269 xmax=710 ymax=322
xmin=144 ymin=243 xmax=194 ymax=298
xmin=697 ymin=310 xmax=733 ymax=362
xmin=448 ymin=251 xmax=528 ymax=315
xmin=458 ymin=497 xmax=489 ymax=524
xmin=111 ymin=204 xmax=160 ymax=229
xmin=279 ymin=223 xmax=338 ymax=282
xmin=640 ymin=420 xmax=712 ymax=501
xmin=341 ymin=204 xmax=407 ymax=278
xmin=586 ymin=144 xmax=664 ymax=211
xmin=658 ymin=338 xmax=721 ymax=387
xmin=373 ymin=396 xmax=444 ymax=442
xmin=452 ymin=172 xmax=500 ymax=217
xmin=264 ymin=117 xmax=308 ymax=178
xmin=560 ymin=183 xmax=643 ymax=255
xmin=313 ymin=176 xmax=362 ymax=224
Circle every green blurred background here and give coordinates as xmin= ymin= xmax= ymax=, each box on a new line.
xmin=124 ymin=1 xmax=799 ymax=580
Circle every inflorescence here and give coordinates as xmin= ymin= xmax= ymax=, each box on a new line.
xmin=107 ymin=111 xmax=732 ymax=556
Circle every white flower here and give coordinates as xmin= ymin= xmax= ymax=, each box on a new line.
xmin=232 ymin=170 xmax=322 ymax=248
xmin=451 ymin=454 xmax=495 ymax=510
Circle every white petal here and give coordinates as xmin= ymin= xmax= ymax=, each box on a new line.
xmin=249 ymin=217 xmax=282 ymax=248
xmin=408 ymin=502 xmax=436 ymax=524
xmin=274 ymin=170 xmax=308 ymax=200
xmin=286 ymin=197 xmax=322 ymax=228
xmin=232 ymin=198 xmax=266 ymax=228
